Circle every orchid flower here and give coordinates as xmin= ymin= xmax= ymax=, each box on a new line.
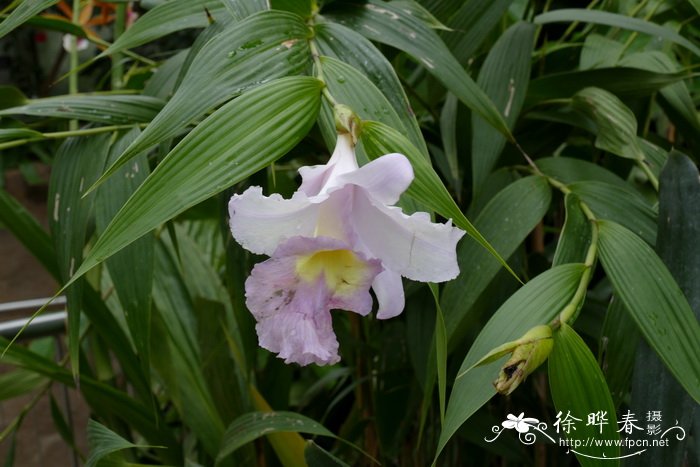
xmin=228 ymin=132 xmax=465 ymax=365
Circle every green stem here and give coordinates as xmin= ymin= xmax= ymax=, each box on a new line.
xmin=542 ymin=174 xmax=600 ymax=327
xmin=0 ymin=124 xmax=147 ymax=151
xmin=553 ymin=0 xmax=601 ymax=47
xmin=69 ymin=0 xmax=81 ymax=131
xmin=637 ymin=157 xmax=660 ymax=191
xmin=308 ymin=38 xmax=337 ymax=106
xmin=111 ymin=3 xmax=127 ymax=90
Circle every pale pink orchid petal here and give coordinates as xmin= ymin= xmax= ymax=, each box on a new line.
xmin=299 ymin=134 xmax=358 ymax=196
xmin=245 ymin=236 xmax=381 ymax=366
xmin=372 ymin=270 xmax=405 ymax=320
xmin=334 ymin=153 xmax=413 ymax=205
xmin=228 ymin=187 xmax=318 ymax=256
xmin=351 ymin=191 xmax=465 ymax=282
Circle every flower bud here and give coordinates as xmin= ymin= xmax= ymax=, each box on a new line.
xmin=333 ymin=104 xmax=360 ymax=140
xmin=493 ymin=325 xmax=553 ymax=395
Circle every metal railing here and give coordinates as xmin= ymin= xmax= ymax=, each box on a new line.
xmin=0 ymin=296 xmax=67 ymax=340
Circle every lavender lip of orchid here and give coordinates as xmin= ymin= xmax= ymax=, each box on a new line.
xmin=228 ymin=116 xmax=465 ymax=366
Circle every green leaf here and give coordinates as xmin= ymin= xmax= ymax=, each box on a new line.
xmin=553 ymin=193 xmax=591 ymax=266
xmin=324 ymin=0 xmax=512 ymax=140
xmin=95 ymin=129 xmax=154 ymax=382
xmin=548 ymin=323 xmax=620 ymax=466
xmin=143 ymin=50 xmax=189 ymax=100
xmin=438 ymin=93 xmax=461 ymax=193
xmin=314 ymin=22 xmax=428 ymax=157
xmin=216 ymin=411 xmax=334 ymax=464
xmin=0 ymin=369 xmax=45 ymax=401
xmin=471 ymin=22 xmax=535 ymax=195
xmin=0 ymin=95 xmax=165 ymax=124
xmin=97 ymin=10 xmax=312 ymax=184
xmin=579 ymin=34 xmax=624 ymax=70
xmin=22 ymin=15 xmax=87 ymax=37
xmin=270 ymin=0 xmax=311 ymax=17
xmin=318 ymin=55 xmax=422 ymax=156
xmin=0 ymin=128 xmax=43 ymax=142
xmin=597 ymin=220 xmax=700 ymax=403
xmin=572 ymin=88 xmax=644 ymax=160
xmin=0 ymin=0 xmax=59 ymax=40
xmin=220 ymin=0 xmax=267 ymax=20
xmin=304 ymin=441 xmax=349 ymax=467
xmin=525 ymin=67 xmax=687 ymax=107
xmin=442 ymin=176 xmax=552 ymax=345
xmin=571 ymin=87 xmax=645 ymax=161
xmin=151 ymin=241 xmax=225 ymax=456
xmin=359 ymin=120 xmax=519 ymax=282
xmin=0 ymin=85 xmax=27 ymax=109
xmin=534 ymin=9 xmax=700 ymax=57
xmin=626 ymin=151 xmax=700 ymax=467
xmin=436 ymin=264 xmax=585 ymax=461
xmin=536 ymin=157 xmax=629 ymax=189
xmin=600 ymin=295 xmax=640 ymax=408
xmin=621 ymin=51 xmax=700 ymax=152
xmin=442 ymin=0 xmax=511 ymax=64
xmin=86 ymin=419 xmax=152 ymax=467
xmin=71 ymin=76 xmax=321 ymax=289
xmin=48 ymin=135 xmax=112 ymax=376
xmin=569 ymin=181 xmax=657 ymax=245
xmin=102 ymin=0 xmax=227 ymax=55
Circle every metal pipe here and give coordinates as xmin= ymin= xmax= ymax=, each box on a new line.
xmin=0 ymin=311 xmax=67 ymax=340
xmin=0 ymin=296 xmax=67 ymax=314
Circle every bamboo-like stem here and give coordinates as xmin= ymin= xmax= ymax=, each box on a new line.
xmin=68 ymin=0 xmax=81 ymax=131
xmin=111 ymin=3 xmax=127 ymax=90
xmin=0 ymin=124 xmax=147 ymax=151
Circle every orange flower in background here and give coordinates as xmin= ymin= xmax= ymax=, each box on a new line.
xmin=39 ymin=1 xmax=135 ymax=50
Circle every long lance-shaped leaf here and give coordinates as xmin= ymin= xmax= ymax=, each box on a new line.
xmin=85 ymin=420 xmax=154 ymax=467
xmin=534 ymin=9 xmax=700 ymax=57
xmin=0 ymin=95 xmax=165 ymax=124
xmin=435 ymin=264 xmax=585 ymax=463
xmin=100 ymin=0 xmax=227 ymax=55
xmin=360 ymin=121 xmax=520 ymax=282
xmin=67 ymin=76 xmax=321 ymax=289
xmin=442 ymin=0 xmax=511 ymax=65
xmin=471 ymin=22 xmax=535 ymax=196
xmin=317 ymin=55 xmax=424 ymax=161
xmin=48 ymin=135 xmax=112 ymax=377
xmin=549 ymin=323 xmax=620 ymax=466
xmin=324 ymin=0 xmax=513 ymax=140
xmin=442 ymin=176 xmax=552 ymax=346
xmin=571 ymin=87 xmax=645 ymax=161
xmin=627 ymin=151 xmax=700 ymax=467
xmin=0 ymin=0 xmax=59 ymax=40
xmin=525 ymin=67 xmax=688 ymax=107
xmin=216 ymin=411 xmax=334 ymax=464
xmin=89 ymin=10 xmax=311 ymax=193
xmin=95 ymin=129 xmax=154 ymax=385
xmin=597 ymin=220 xmax=700 ymax=403
xmin=314 ymin=23 xmax=428 ymax=157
